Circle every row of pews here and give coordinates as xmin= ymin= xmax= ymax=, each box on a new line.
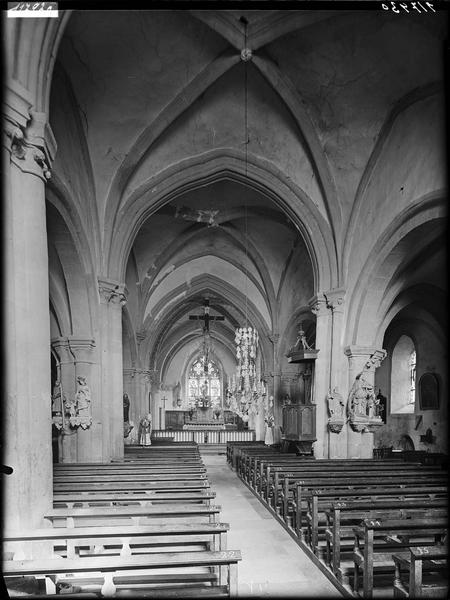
xmin=227 ymin=441 xmax=448 ymax=598
xmin=4 ymin=443 xmax=242 ymax=598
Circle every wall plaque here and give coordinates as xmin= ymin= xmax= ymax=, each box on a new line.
xmin=418 ymin=372 xmax=439 ymax=410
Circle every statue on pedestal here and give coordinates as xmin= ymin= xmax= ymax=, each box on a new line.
xmin=51 ymin=380 xmax=64 ymax=415
xmin=52 ymin=380 xmax=67 ymax=431
xmin=327 ymin=388 xmax=346 ymax=434
xmin=73 ymin=376 xmax=92 ymax=429
xmin=138 ymin=413 xmax=152 ymax=445
xmin=348 ymin=372 xmax=383 ymax=433
xmin=123 ymin=393 xmax=130 ymax=422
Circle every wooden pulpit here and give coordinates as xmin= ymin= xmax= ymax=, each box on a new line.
xmin=281 ymin=403 xmax=316 ymax=455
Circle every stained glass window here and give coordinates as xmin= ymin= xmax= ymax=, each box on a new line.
xmin=188 ymin=356 xmax=221 ymax=400
xmin=409 ymin=350 xmax=416 ymax=405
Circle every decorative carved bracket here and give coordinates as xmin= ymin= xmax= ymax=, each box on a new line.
xmin=98 ymin=278 xmax=128 ymax=305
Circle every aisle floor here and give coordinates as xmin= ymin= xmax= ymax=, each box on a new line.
xmin=202 ymin=453 xmax=342 ymax=598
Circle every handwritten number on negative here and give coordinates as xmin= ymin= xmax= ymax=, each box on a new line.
xmin=382 ymin=1 xmax=435 ymax=11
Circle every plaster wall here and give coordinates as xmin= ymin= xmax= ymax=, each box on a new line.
xmin=242 ymin=218 xmax=299 ymax=296
xmin=123 ymin=65 xmax=325 ymax=218
xmin=277 ymin=243 xmax=315 ymax=336
xmin=145 ymin=227 xmax=263 ymax=292
xmin=57 ymin=10 xmax=228 ymax=209
xmin=266 ymin=12 xmax=445 ymax=218
xmin=124 ymin=260 xmax=140 ymax=330
xmin=347 ymin=95 xmax=446 ymax=290
xmin=144 ymin=255 xmax=271 ymax=327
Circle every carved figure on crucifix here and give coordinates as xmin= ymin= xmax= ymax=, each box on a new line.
xmin=188 ymin=298 xmax=224 ymax=333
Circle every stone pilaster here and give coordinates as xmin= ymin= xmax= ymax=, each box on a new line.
xmin=51 ymin=338 xmax=77 ymax=463
xmin=344 ymin=346 xmax=387 ymax=458
xmin=268 ymin=333 xmax=281 ymax=443
xmin=324 ymin=288 xmax=347 ymax=458
xmin=98 ymin=278 xmax=127 ymax=461
xmin=309 ymin=294 xmax=331 ymax=458
xmin=69 ymin=338 xmax=97 ymax=461
xmin=4 ymin=91 xmax=56 ymax=529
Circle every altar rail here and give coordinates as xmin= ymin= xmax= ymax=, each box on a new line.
xmin=152 ymin=429 xmax=255 ymax=444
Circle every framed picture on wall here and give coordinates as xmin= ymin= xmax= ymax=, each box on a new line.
xmin=418 ymin=373 xmax=439 ymax=410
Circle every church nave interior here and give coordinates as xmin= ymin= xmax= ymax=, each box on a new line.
xmin=3 ymin=5 xmax=448 ymax=599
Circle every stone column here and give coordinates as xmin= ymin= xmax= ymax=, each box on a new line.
xmin=324 ymin=289 xmax=347 ymax=458
xmin=268 ymin=334 xmax=281 ymax=443
xmin=344 ymin=346 xmax=387 ymax=458
xmin=51 ymin=337 xmax=77 ymax=463
xmin=4 ymin=93 xmax=56 ymax=529
xmin=98 ymin=278 xmax=127 ymax=461
xmin=309 ymin=294 xmax=331 ymax=459
xmin=69 ymin=338 xmax=97 ymax=461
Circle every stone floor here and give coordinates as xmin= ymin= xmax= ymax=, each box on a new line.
xmin=201 ymin=452 xmax=343 ymax=598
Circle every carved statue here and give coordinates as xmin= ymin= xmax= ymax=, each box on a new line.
xmin=138 ymin=413 xmax=152 ymax=446
xmin=294 ymin=325 xmax=312 ymax=351
xmin=327 ymin=388 xmax=345 ymax=420
xmin=51 ymin=380 xmax=64 ymax=415
xmin=283 ymin=394 xmax=292 ymax=406
xmin=124 ymin=421 xmax=134 ymax=438
xmin=123 ymin=393 xmax=130 ymax=422
xmin=75 ymin=376 xmax=91 ymax=418
xmin=348 ymin=372 xmax=383 ymax=432
xmin=376 ymin=389 xmax=387 ymax=422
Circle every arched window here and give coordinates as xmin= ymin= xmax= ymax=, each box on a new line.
xmin=188 ymin=355 xmax=221 ymax=403
xmin=390 ymin=335 xmax=416 ymax=414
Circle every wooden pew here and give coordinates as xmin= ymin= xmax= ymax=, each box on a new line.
xmin=53 ymin=490 xmax=216 ymax=507
xmin=271 ymin=470 xmax=447 ymax=516
xmin=392 ymin=546 xmax=448 ymax=598
xmin=54 ymin=472 xmax=207 ymax=483
xmin=265 ymin=463 xmax=437 ymax=506
xmin=292 ymin=484 xmax=448 ymax=544
xmin=279 ymin=470 xmax=447 ymax=514
xmin=54 ymin=464 xmax=206 ymax=473
xmin=44 ymin=504 xmax=222 ymax=527
xmin=4 ymin=522 xmax=230 ymax=560
xmin=352 ymin=517 xmax=447 ymax=598
xmin=226 ymin=441 xmax=266 ymax=469
xmin=324 ymin=498 xmax=448 ymax=580
xmin=53 ymin=480 xmax=211 ymax=493
xmin=3 ymin=549 xmax=242 ymax=597
xmin=253 ymin=458 xmax=411 ymax=494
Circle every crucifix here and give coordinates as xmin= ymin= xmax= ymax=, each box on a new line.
xmin=188 ymin=298 xmax=224 ymax=333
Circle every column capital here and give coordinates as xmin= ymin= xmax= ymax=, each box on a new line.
xmin=4 ymin=90 xmax=55 ymax=181
xmin=344 ymin=345 xmax=382 ymax=359
xmin=308 ymin=293 xmax=328 ymax=317
xmin=136 ymin=330 xmax=147 ymax=345
xmin=51 ymin=336 xmax=73 ymax=360
xmin=123 ymin=368 xmax=137 ymax=378
xmin=324 ymin=288 xmax=346 ymax=313
xmin=98 ymin=277 xmax=128 ymax=306
xmin=344 ymin=345 xmax=387 ymax=372
xmin=268 ymin=333 xmax=279 ymax=345
xmin=68 ymin=337 xmax=96 ymax=362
